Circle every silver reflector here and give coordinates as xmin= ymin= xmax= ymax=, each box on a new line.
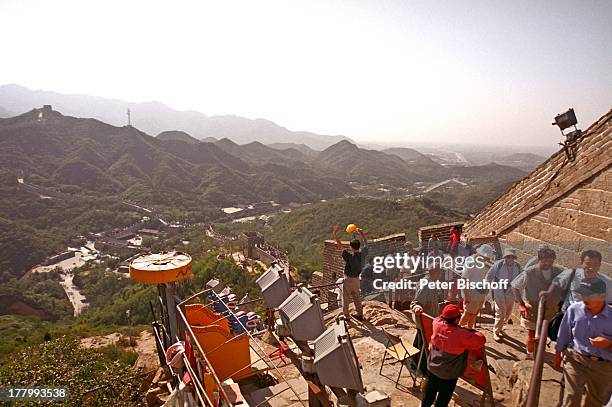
xmin=279 ymin=286 xmax=325 ymax=341
xmin=313 ymin=316 xmax=363 ymax=391
xmin=255 ymin=262 xmax=290 ymax=308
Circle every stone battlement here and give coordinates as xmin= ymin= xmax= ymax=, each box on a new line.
xmin=465 ymin=109 xmax=612 ymax=275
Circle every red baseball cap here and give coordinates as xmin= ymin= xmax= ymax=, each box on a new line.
xmin=442 ymin=304 xmax=462 ymax=319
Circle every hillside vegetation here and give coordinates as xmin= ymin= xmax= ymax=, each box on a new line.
xmin=217 ymin=196 xmax=467 ymax=278
xmin=0 ymin=109 xmax=353 ymax=208
xmin=0 ymin=173 xmax=142 ymax=279
xmin=0 ymin=239 xmax=260 ymax=359
xmin=0 ymin=336 xmax=145 ymax=406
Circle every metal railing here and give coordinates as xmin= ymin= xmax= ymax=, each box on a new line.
xmin=526 ymin=297 xmax=549 ymax=407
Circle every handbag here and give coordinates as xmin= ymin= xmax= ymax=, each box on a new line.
xmin=547 ymin=268 xmax=577 ymax=341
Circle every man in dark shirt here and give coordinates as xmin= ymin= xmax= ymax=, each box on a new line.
xmin=333 ymin=224 xmax=368 ymax=320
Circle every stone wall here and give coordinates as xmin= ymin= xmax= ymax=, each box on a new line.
xmin=465 ymin=109 xmax=612 ymax=276
xmin=238 ymin=231 xmax=264 ymax=259
xmin=465 ymin=110 xmax=611 ymax=240
xmin=418 ymin=222 xmax=465 ymax=248
xmin=318 ymin=233 xmax=407 ymax=303
xmin=253 ymin=246 xmax=276 ymax=266
xmin=499 ymin=165 xmax=612 ymax=276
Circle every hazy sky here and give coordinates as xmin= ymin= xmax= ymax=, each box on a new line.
xmin=1 ymin=0 xmax=610 ymax=147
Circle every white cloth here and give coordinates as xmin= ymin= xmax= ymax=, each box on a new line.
xmin=165 ymin=341 xmax=185 ymax=369
xmin=162 ymin=381 xmax=196 ymax=407
xmin=334 ymin=277 xmax=344 ymax=302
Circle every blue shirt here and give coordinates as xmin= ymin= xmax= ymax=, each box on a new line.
xmin=553 ymin=268 xmax=612 ymax=311
xmin=555 ymin=301 xmax=612 ymax=361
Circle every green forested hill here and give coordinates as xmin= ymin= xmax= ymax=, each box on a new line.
xmin=0 ymin=108 xmax=353 ymax=207
xmin=0 ymin=108 xmax=353 ymax=278
xmin=0 ymin=173 xmax=143 ymax=279
xmin=314 ymin=140 xmax=445 ymax=185
xmin=269 ymin=196 xmax=464 ymax=245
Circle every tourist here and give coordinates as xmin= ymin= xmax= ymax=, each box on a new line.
xmin=405 ymin=240 xmax=419 ymax=257
xmin=411 ymin=258 xmax=455 ymax=374
xmin=446 ymin=226 xmax=462 ymax=258
xmin=511 ymin=247 xmax=563 ymax=358
xmin=555 ymin=277 xmax=612 ymax=407
xmin=541 ymin=249 xmax=612 ymax=311
xmin=411 ymin=259 xmax=451 ymax=317
xmin=421 ymin=304 xmax=486 ymax=407
xmin=428 ymin=233 xmax=441 ymax=255
xmin=485 ymin=248 xmax=522 ymax=342
xmin=332 ymin=224 xmax=368 ymax=321
xmin=524 ymin=243 xmax=550 ymax=270
xmin=459 ymin=244 xmax=495 ymax=330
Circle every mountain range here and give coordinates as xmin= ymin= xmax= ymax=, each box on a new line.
xmin=0 ymin=107 xmax=357 ymax=208
xmin=157 ymin=128 xmax=529 ymax=186
xmin=159 ymin=131 xmax=528 ymax=185
xmin=487 ymin=152 xmax=547 ymax=171
xmin=0 ymin=106 xmax=529 ymax=207
xmin=0 ymin=106 xmax=531 ymax=279
xmin=0 ymin=84 xmax=548 ymax=172
xmin=0 ymin=84 xmax=351 ymax=150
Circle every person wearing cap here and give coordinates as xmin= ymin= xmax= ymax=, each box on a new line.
xmin=541 ymin=249 xmax=612 ymax=312
xmin=411 ymin=260 xmax=453 ymax=375
xmin=511 ymin=247 xmax=563 ymax=358
xmin=485 ymin=247 xmax=523 ymax=341
xmin=421 ymin=304 xmax=487 ymax=407
xmin=459 ymin=244 xmax=495 ymax=329
xmin=555 ymin=277 xmax=612 ymax=407
xmin=332 ymin=224 xmax=368 ymax=321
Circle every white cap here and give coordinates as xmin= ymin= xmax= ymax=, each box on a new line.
xmin=503 ymin=248 xmax=517 ymax=258
xmin=476 ymin=244 xmax=495 ymax=260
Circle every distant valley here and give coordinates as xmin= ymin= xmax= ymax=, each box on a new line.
xmin=0 ymin=103 xmax=531 ymax=280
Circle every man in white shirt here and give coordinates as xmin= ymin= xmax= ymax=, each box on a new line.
xmin=485 ymin=248 xmax=522 ymax=341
